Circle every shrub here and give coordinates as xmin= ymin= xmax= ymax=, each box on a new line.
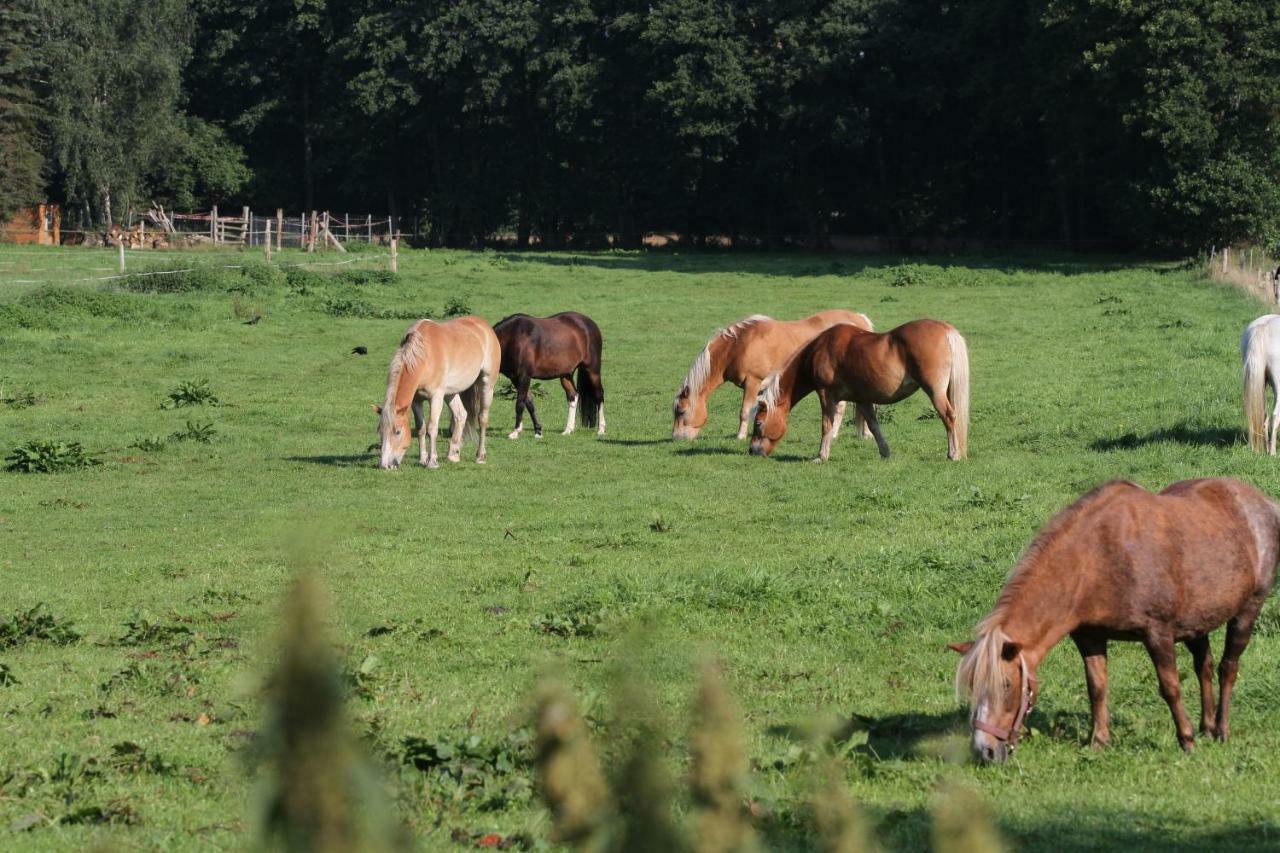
xmin=162 ymin=379 xmax=218 ymax=408
xmin=5 ymin=440 xmax=101 ymax=473
xmin=172 ymin=420 xmax=216 ymax=443
xmin=0 ymin=604 xmax=81 ymax=648
xmin=442 ymin=295 xmax=471 ymax=318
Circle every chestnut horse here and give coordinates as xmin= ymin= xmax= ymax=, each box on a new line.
xmin=1241 ymin=314 xmax=1280 ymax=453
xmin=748 ymin=319 xmax=969 ymax=461
xmin=951 ymin=478 xmax=1279 ymax=763
xmin=493 ymin=312 xmax=605 ymax=439
xmin=672 ymin=310 xmax=873 ymax=441
xmin=374 ymin=316 xmax=499 ymax=469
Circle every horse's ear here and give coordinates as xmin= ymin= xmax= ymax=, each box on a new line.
xmin=1001 ymin=640 xmax=1021 ymax=661
xmin=947 ymin=642 xmax=973 ymax=655
xmin=372 ymin=403 xmax=382 ymax=414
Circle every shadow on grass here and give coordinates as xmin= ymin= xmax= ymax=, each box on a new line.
xmin=769 ymin=709 xmax=968 ymax=762
xmin=597 ymin=437 xmax=670 ymax=447
xmin=673 ymin=445 xmax=746 ymax=457
xmin=1089 ymin=422 xmax=1241 ymax=452
xmin=491 ymin=251 xmax=1155 ymax=279
xmin=286 ymin=454 xmax=376 ymax=467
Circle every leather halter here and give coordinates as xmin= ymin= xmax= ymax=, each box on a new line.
xmin=973 ymin=653 xmax=1038 ymax=748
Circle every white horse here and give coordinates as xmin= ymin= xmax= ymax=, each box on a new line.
xmin=1241 ymin=314 xmax=1280 ymax=454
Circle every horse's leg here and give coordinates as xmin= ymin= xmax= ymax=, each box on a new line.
xmin=423 ymin=392 xmax=444 ymax=468
xmin=738 ymin=376 xmax=761 ymax=440
xmin=587 ymin=366 xmax=606 ymax=435
xmin=508 ymin=376 xmax=528 ymax=439
xmin=446 ymin=394 xmax=466 ymax=462
xmin=1186 ymin=634 xmax=1218 ymax=737
xmin=923 ymin=383 xmax=959 ymax=460
xmin=525 ymin=381 xmax=544 ymax=438
xmin=1143 ymin=630 xmax=1196 ymax=751
xmin=829 ymin=400 xmax=846 ymax=440
xmin=1072 ymin=634 xmax=1111 ymax=748
xmin=560 ymin=375 xmax=578 ymax=435
xmin=1216 ymin=610 xmax=1260 ymax=743
xmin=858 ymin=402 xmax=891 ymax=459
xmin=413 ymin=397 xmax=428 ymax=466
xmin=475 ymin=371 xmax=494 ymax=463
xmin=814 ymin=391 xmax=841 ymax=462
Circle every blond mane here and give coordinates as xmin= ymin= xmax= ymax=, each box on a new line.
xmin=381 ymin=322 xmax=431 ymax=428
xmin=676 ymin=314 xmax=772 ymax=401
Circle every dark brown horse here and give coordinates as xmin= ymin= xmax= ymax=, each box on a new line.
xmin=749 ymin=319 xmax=969 ymax=462
xmin=951 ymin=478 xmax=1279 ymax=763
xmin=493 ymin=312 xmax=605 ymax=439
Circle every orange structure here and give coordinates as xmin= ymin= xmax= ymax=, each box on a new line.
xmin=1 ymin=203 xmax=61 ymax=245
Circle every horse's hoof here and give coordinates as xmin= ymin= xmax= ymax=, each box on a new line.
xmin=811 ymin=457 xmax=826 ymax=464
xmin=534 ymin=432 xmax=543 ymax=439
xmin=426 ymin=459 xmax=440 ymax=469
xmin=447 ymin=454 xmax=461 ymax=463
xmin=475 ymin=457 xmax=487 ymax=465
xmin=507 ymin=431 xmax=521 ymax=440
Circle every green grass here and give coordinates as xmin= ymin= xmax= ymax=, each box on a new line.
xmin=1 ymin=245 xmax=1278 ymax=849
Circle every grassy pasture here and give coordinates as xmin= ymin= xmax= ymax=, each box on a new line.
xmin=1 ymin=246 xmax=1279 ymax=850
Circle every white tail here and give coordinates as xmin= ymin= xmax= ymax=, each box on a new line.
xmin=1243 ymin=321 xmax=1270 ymax=453
xmin=947 ymin=329 xmax=970 ymax=459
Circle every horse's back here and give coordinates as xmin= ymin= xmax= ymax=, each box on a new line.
xmin=431 ymin=315 xmax=500 ymax=387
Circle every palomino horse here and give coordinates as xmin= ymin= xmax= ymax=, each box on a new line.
xmin=671 ymin=310 xmax=873 ymax=441
xmin=374 ymin=316 xmax=500 ymax=469
xmin=493 ymin=312 xmax=605 ymax=439
xmin=1241 ymin=314 xmax=1280 ymax=453
xmin=951 ymin=478 xmax=1279 ymax=763
xmin=748 ymin=319 xmax=969 ymax=461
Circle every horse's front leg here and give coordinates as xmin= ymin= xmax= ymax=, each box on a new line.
xmin=560 ymin=375 xmax=578 ymax=435
xmin=422 ymin=392 xmax=445 ymax=468
xmin=413 ymin=397 xmax=427 ymax=466
xmin=738 ymin=376 xmax=761 ymax=440
xmin=814 ymin=391 xmax=841 ymax=462
xmin=508 ymin=377 xmax=525 ymax=440
xmin=446 ymin=394 xmax=467 ymax=462
xmin=858 ymin=402 xmax=891 ymax=459
xmin=1073 ymin=634 xmax=1111 ymax=749
xmin=1144 ymin=630 xmax=1196 ymax=752
xmin=525 ymin=379 xmax=544 ymax=438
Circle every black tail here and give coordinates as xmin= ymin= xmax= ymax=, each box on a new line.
xmin=575 ymin=359 xmax=603 ymax=429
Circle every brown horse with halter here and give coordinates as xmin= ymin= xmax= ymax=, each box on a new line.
xmin=493 ymin=312 xmax=605 ymax=439
xmin=374 ymin=316 xmax=500 ymax=469
xmin=672 ymin=310 xmax=874 ymax=441
xmin=748 ymin=319 xmax=969 ymax=462
xmin=951 ymin=478 xmax=1279 ymax=763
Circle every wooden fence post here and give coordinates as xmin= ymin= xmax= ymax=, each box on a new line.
xmin=309 ymin=210 xmax=318 ymax=253
xmin=276 ymin=209 xmax=283 ymax=252
xmin=264 ymin=220 xmax=272 ymax=262
xmin=367 ymin=214 xmax=372 ymax=243
xmin=211 ymin=204 xmax=218 ymax=243
xmin=390 ymin=233 xmax=398 ymax=274
xmin=117 ymin=240 xmax=125 ymax=274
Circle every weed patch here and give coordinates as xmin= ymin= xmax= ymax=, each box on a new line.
xmin=162 ymin=379 xmax=219 ymax=408
xmin=0 ymin=606 xmax=81 ymax=648
xmin=5 ymin=440 xmax=101 ymax=473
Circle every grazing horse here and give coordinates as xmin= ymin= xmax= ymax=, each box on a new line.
xmin=1241 ymin=314 xmax=1280 ymax=453
xmin=748 ymin=319 xmax=969 ymax=461
xmin=373 ymin=316 xmax=500 ymax=469
xmin=493 ymin=312 xmax=605 ymax=439
xmin=950 ymin=478 xmax=1279 ymax=763
xmin=671 ymin=310 xmax=874 ymax=441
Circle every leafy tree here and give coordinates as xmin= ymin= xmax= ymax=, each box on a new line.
xmin=0 ymin=0 xmax=44 ymax=220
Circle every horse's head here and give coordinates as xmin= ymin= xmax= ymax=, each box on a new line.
xmin=373 ymin=402 xmax=411 ymax=469
xmin=671 ymin=385 xmax=707 ymax=440
xmin=748 ymin=377 xmax=788 ymax=456
xmin=950 ymin=635 xmax=1037 ymax=764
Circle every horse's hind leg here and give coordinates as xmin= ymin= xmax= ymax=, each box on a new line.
xmin=922 ymin=384 xmax=960 ymax=460
xmin=476 ymin=372 xmax=494 ymax=463
xmin=858 ymin=402 xmax=891 ymax=459
xmin=828 ymin=400 xmax=851 ymax=440
xmin=1216 ymin=608 xmax=1261 ymax=742
xmin=1072 ymin=634 xmax=1111 ymax=748
xmin=1186 ymin=634 xmax=1217 ymax=737
xmin=1143 ymin=629 xmax=1196 ymax=751
xmin=738 ymin=376 xmax=761 ymax=440
xmin=446 ymin=394 xmax=467 ymax=463
xmin=560 ymin=375 xmax=578 ymax=435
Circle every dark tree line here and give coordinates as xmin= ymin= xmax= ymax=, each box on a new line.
xmin=4 ymin=0 xmax=1279 ymax=249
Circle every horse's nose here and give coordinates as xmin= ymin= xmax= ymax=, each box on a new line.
xmin=749 ymin=443 xmax=764 ymax=456
xmin=981 ymin=745 xmax=997 ymax=763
